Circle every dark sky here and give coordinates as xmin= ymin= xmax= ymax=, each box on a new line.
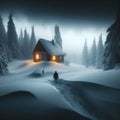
xmin=0 ymin=0 xmax=119 ymax=25
xmin=0 ymin=0 xmax=119 ymax=50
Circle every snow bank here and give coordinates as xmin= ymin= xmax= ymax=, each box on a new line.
xmin=55 ymin=79 xmax=120 ymax=120
xmin=0 ymin=90 xmax=90 ymax=120
xmin=61 ymin=69 xmax=120 ymax=89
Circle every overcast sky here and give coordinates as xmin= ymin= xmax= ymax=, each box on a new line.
xmin=0 ymin=0 xmax=119 ymax=53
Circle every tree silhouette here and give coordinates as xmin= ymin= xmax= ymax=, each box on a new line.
xmin=90 ymin=38 xmax=96 ymax=66
xmin=0 ymin=44 xmax=8 ymax=75
xmin=7 ymin=14 xmax=20 ymax=59
xmin=96 ymin=34 xmax=104 ymax=69
xmin=0 ymin=15 xmax=8 ymax=74
xmin=0 ymin=15 xmax=8 ymax=62
xmin=30 ymin=26 xmax=36 ymax=54
xmin=54 ymin=24 xmax=62 ymax=48
xmin=22 ymin=29 xmax=30 ymax=59
xmin=82 ymin=40 xmax=89 ymax=67
xmin=103 ymin=9 xmax=120 ymax=70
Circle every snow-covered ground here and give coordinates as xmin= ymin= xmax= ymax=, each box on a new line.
xmin=0 ymin=60 xmax=120 ymax=120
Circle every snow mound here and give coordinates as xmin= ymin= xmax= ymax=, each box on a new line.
xmin=8 ymin=60 xmax=68 ymax=74
xmin=0 ymin=91 xmax=37 ymax=100
xmin=54 ymin=80 xmax=120 ymax=120
xmin=24 ymin=60 xmax=65 ymax=68
xmin=28 ymin=69 xmax=43 ymax=78
xmin=17 ymin=63 xmax=27 ymax=69
xmin=0 ymin=90 xmax=90 ymax=120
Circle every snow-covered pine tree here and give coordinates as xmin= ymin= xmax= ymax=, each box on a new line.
xmin=0 ymin=15 xmax=7 ymax=45
xmin=0 ymin=44 xmax=8 ymax=75
xmin=0 ymin=17 xmax=8 ymax=74
xmin=19 ymin=29 xmax=23 ymax=48
xmin=22 ymin=29 xmax=30 ymax=59
xmin=30 ymin=26 xmax=36 ymax=54
xmin=103 ymin=9 xmax=120 ymax=70
xmin=0 ymin=15 xmax=8 ymax=62
xmin=82 ymin=40 xmax=89 ymax=67
xmin=90 ymin=38 xmax=96 ymax=66
xmin=19 ymin=29 xmax=24 ymax=58
xmin=54 ymin=24 xmax=62 ymax=48
xmin=7 ymin=14 xmax=20 ymax=59
xmin=96 ymin=34 xmax=104 ymax=69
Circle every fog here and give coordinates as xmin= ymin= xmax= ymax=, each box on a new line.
xmin=3 ymin=14 xmax=109 ymax=56
xmin=0 ymin=0 xmax=118 ymax=56
xmin=0 ymin=0 xmax=118 ymax=64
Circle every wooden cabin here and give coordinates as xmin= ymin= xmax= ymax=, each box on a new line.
xmin=33 ymin=39 xmax=66 ymax=63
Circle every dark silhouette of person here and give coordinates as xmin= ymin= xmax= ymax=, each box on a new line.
xmin=53 ymin=71 xmax=59 ymax=83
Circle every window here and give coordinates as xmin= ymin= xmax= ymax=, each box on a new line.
xmin=36 ymin=54 xmax=40 ymax=60
xmin=52 ymin=55 xmax=56 ymax=61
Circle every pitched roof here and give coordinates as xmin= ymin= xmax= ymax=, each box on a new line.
xmin=34 ymin=38 xmax=66 ymax=56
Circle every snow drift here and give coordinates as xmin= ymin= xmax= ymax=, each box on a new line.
xmin=54 ymin=79 xmax=120 ymax=120
xmin=1 ymin=60 xmax=120 ymax=120
xmin=0 ymin=90 xmax=90 ymax=120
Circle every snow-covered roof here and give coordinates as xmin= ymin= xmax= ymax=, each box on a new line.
xmin=34 ymin=38 xmax=66 ymax=56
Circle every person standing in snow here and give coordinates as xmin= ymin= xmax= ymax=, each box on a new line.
xmin=53 ymin=71 xmax=59 ymax=83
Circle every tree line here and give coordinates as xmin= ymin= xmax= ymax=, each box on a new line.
xmin=82 ymin=34 xmax=104 ymax=69
xmin=0 ymin=14 xmax=36 ymax=75
xmin=82 ymin=8 xmax=120 ymax=70
xmin=0 ymin=14 xmax=63 ymax=75
xmin=1 ymin=8 xmax=120 ymax=75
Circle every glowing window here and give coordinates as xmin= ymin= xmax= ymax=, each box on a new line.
xmin=36 ymin=54 xmax=40 ymax=59
xmin=52 ymin=56 xmax=56 ymax=60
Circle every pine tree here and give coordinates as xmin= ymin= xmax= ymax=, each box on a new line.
xmin=96 ymin=34 xmax=104 ymax=69
xmin=0 ymin=44 xmax=8 ymax=75
xmin=54 ymin=24 xmax=62 ymax=48
xmin=30 ymin=26 xmax=36 ymax=54
xmin=90 ymin=38 xmax=96 ymax=66
xmin=0 ymin=15 xmax=8 ymax=62
xmin=19 ymin=29 xmax=24 ymax=57
xmin=103 ymin=9 xmax=120 ymax=70
xmin=0 ymin=16 xmax=8 ymax=74
xmin=22 ymin=29 xmax=30 ymax=59
xmin=19 ymin=29 xmax=23 ymax=48
xmin=82 ymin=40 xmax=89 ymax=67
xmin=7 ymin=13 xmax=20 ymax=59
xmin=0 ymin=15 xmax=7 ymax=44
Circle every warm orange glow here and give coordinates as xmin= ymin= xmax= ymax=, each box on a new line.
xmin=34 ymin=53 xmax=41 ymax=62
xmin=26 ymin=60 xmax=39 ymax=66
xmin=36 ymin=54 xmax=40 ymax=59
xmin=52 ymin=55 xmax=56 ymax=61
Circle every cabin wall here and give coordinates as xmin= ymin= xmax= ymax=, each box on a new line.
xmin=51 ymin=55 xmax=64 ymax=62
xmin=34 ymin=52 xmax=64 ymax=62
xmin=33 ymin=52 xmax=50 ymax=62
xmin=33 ymin=41 xmax=50 ymax=62
xmin=58 ymin=55 xmax=64 ymax=62
xmin=41 ymin=53 xmax=49 ymax=61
